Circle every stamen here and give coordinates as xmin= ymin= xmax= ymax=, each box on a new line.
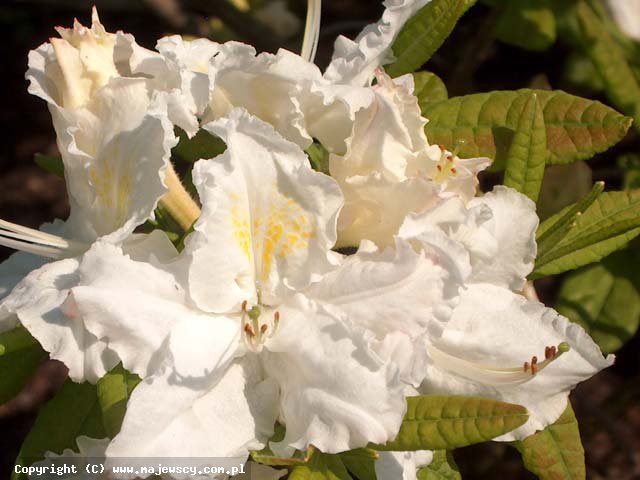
xmin=300 ymin=0 xmax=321 ymax=62
xmin=260 ymin=324 xmax=268 ymax=334
xmin=429 ymin=342 xmax=571 ymax=387
xmin=450 ymin=168 xmax=457 ymax=174
xmin=0 ymin=219 xmax=86 ymax=259
xmin=274 ymin=311 xmax=280 ymax=323
xmin=244 ymin=323 xmax=256 ymax=337
xmin=241 ymin=300 xmax=248 ymax=312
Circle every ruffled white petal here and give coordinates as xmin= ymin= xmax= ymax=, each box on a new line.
xmin=186 ymin=109 xmax=342 ymax=311
xmin=107 ymin=356 xmax=278 ymax=460
xmin=1 ymin=258 xmax=118 ymax=383
xmin=262 ymin=295 xmax=405 ymax=455
xmin=421 ymin=283 xmax=614 ymax=440
xmin=329 ymin=71 xmax=430 ymax=183
xmin=69 ymin=241 xmax=211 ymax=378
xmin=308 ymin=238 xmax=457 ymax=338
xmin=324 ymin=0 xmax=432 ymax=86
xmin=467 ymin=186 xmax=538 ymax=291
xmin=59 ymin=77 xmax=176 ymax=244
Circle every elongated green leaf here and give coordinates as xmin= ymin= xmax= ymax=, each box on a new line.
xmin=96 ymin=363 xmax=141 ymax=437
xmin=536 ymin=181 xmax=605 ymax=256
xmin=33 ymin=153 xmax=64 ymax=177
xmin=340 ymin=449 xmax=378 ymax=480
xmin=533 ymin=190 xmax=640 ymax=278
xmin=574 ymin=2 xmax=640 ymax=132
xmin=289 ymin=451 xmax=351 ymax=480
xmin=556 ymin=249 xmax=640 ymax=353
xmin=413 ymin=72 xmax=449 ymax=107
xmin=513 ymin=403 xmax=585 ymax=480
xmin=0 ymin=327 xmax=47 ymax=405
xmin=417 ymin=451 xmax=461 ymax=480
xmin=422 ymin=90 xmax=631 ymax=168
xmin=503 ymin=93 xmax=547 ymax=202
xmin=387 ymin=0 xmax=476 ymax=77
xmin=374 ymin=396 xmax=528 ymax=451
xmin=13 ymin=380 xmax=105 ymax=479
xmin=495 ymin=0 xmax=556 ymax=52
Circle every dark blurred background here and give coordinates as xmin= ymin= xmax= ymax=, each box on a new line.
xmin=1 ymin=1 xmax=638 ymax=479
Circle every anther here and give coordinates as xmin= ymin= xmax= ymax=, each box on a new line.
xmin=241 ymin=300 xmax=247 ymax=311
xmin=531 ymin=356 xmax=538 ymax=365
xmin=437 ymin=165 xmax=443 ymax=171
xmin=523 ymin=361 xmax=529 ymax=372
xmin=260 ymin=324 xmax=268 ymax=334
xmin=450 ymin=168 xmax=457 ymax=174
xmin=274 ymin=311 xmax=280 ymax=323
xmin=438 ymin=144 xmax=446 ymax=152
xmin=244 ymin=323 xmax=255 ymax=337
xmin=531 ymin=363 xmax=538 ymax=375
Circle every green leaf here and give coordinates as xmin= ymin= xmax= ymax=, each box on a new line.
xmin=556 ymin=249 xmax=640 ymax=353
xmin=96 ymin=363 xmax=141 ymax=437
xmin=173 ymin=127 xmax=226 ymax=163
xmin=0 ymin=327 xmax=47 ymax=405
xmin=386 ymin=0 xmax=476 ymax=77
xmin=413 ymin=72 xmax=449 ymax=107
xmin=306 ymin=142 xmax=330 ymax=175
xmin=536 ymin=181 xmax=604 ymax=247
xmin=289 ymin=451 xmax=352 ymax=480
xmin=574 ymin=2 xmax=640 ymax=132
xmin=13 ymin=380 xmax=105 ymax=479
xmin=495 ymin=0 xmax=556 ymax=52
xmin=417 ymin=451 xmax=461 ymax=480
xmin=339 ymin=449 xmax=378 ymax=480
xmin=422 ymin=90 xmax=632 ymax=168
xmin=33 ymin=153 xmax=64 ymax=177
xmin=533 ymin=190 xmax=640 ymax=278
xmin=503 ymin=93 xmax=547 ymax=202
xmin=513 ymin=403 xmax=585 ymax=480
xmin=374 ymin=395 xmax=528 ymax=451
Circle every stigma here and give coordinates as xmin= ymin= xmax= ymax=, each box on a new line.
xmin=428 ymin=342 xmax=571 ymax=387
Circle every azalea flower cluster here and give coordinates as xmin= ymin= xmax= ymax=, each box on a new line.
xmin=0 ymin=1 xmax=614 ymax=479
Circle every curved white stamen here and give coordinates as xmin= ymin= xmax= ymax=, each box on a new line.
xmin=241 ymin=303 xmax=280 ymax=353
xmin=301 ymin=0 xmax=321 ymax=62
xmin=428 ymin=342 xmax=570 ymax=387
xmin=0 ymin=219 xmax=87 ymax=259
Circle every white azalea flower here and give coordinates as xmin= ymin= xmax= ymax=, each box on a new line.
xmin=330 ymin=71 xmax=489 ymax=248
xmin=1 ymin=22 xmax=178 ymax=381
xmin=400 ymin=186 xmax=612 ymax=438
xmin=421 ymin=283 xmax=614 ymax=440
xmin=65 ymin=109 xmax=459 ymax=462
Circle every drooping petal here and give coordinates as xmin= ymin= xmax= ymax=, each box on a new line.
xmin=324 ymin=0 xmax=432 ymax=87
xmin=59 ymin=77 xmax=176 ymax=243
xmin=106 ymin=356 xmax=278 ymax=461
xmin=420 ymin=283 xmax=614 ymax=440
xmin=467 ymin=186 xmax=538 ymax=291
xmin=186 ymin=109 xmax=343 ymax=312
xmin=262 ymin=294 xmax=405 ymax=455
xmin=375 ymin=450 xmax=434 ymax=480
xmin=1 ymin=258 xmax=118 ymax=383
